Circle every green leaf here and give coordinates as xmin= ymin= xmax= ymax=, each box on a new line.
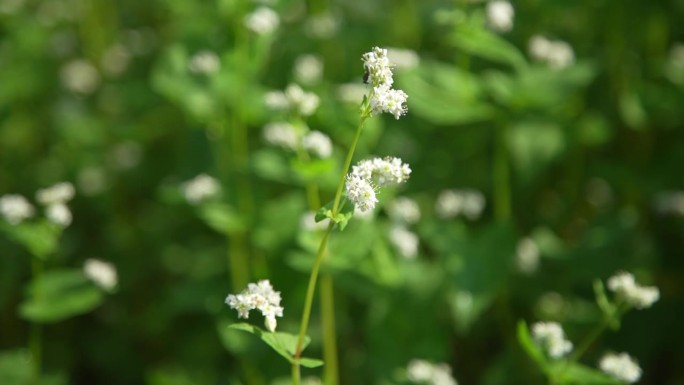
xmin=19 ymin=269 xmax=105 ymax=323
xmin=549 ymin=361 xmax=623 ymax=385
xmin=196 ymin=202 xmax=244 ymax=234
xmin=315 ymin=198 xmax=353 ymax=231
xmin=517 ymin=320 xmax=550 ymax=374
xmin=0 ymin=221 xmax=61 ymax=260
xmin=449 ymin=23 xmax=527 ymax=70
xmin=227 ymin=323 xmax=323 ymax=367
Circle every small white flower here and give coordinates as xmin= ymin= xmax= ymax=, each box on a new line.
xmin=46 ymin=203 xmax=72 ymax=227
xmin=486 ymin=0 xmax=514 ymax=33
xmin=435 ymin=189 xmax=485 ymax=220
xmin=180 ymin=174 xmax=220 ymax=205
xmin=516 ymin=237 xmax=540 ymax=274
xmin=225 ymin=279 xmax=284 ymax=332
xmin=351 ymin=157 xmax=412 ymax=186
xmin=607 ymin=271 xmax=659 ymax=309
xmin=264 ymin=90 xmax=290 ymax=111
xmin=84 ymin=258 xmax=118 ymax=291
xmin=302 ymin=130 xmax=332 ymax=158
xmin=387 ymin=196 xmax=421 ymax=224
xmin=244 ymin=6 xmax=279 ymax=35
xmin=188 ymin=50 xmax=220 ymax=74
xmin=285 ymin=84 xmax=320 ymax=116
xmin=386 ymin=48 xmax=420 ymax=70
xmin=36 ymin=182 xmax=75 ymax=205
xmin=0 ymin=194 xmax=35 ymax=225
xmin=304 ymin=12 xmax=340 ymax=39
xmin=345 ymin=174 xmax=378 ymax=213
xmin=362 ymin=46 xmax=395 ymax=87
xmin=370 ymin=84 xmax=408 ymax=120
xmin=60 ymin=59 xmax=100 ymax=94
xmin=528 ymin=35 xmax=575 ymax=69
xmin=263 ymin=122 xmax=298 ymax=151
xmin=406 ymin=359 xmax=458 ymax=385
xmin=389 ymin=225 xmax=419 ymax=259
xmin=531 ymin=321 xmax=573 ymax=358
xmin=599 ymin=352 xmax=642 ymax=383
xmin=294 ymin=54 xmax=323 ymax=85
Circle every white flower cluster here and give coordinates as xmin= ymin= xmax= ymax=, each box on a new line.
xmin=302 ymin=130 xmax=333 ymax=158
xmin=37 ymin=182 xmax=75 ymax=227
xmin=389 ymin=225 xmax=419 ymax=260
xmin=387 ymin=196 xmax=421 ymax=224
xmin=528 ymin=35 xmax=575 ymax=69
xmin=531 ymin=321 xmax=573 ymax=358
xmin=263 ymin=122 xmax=333 ymax=158
xmin=264 ymin=84 xmax=320 ymax=117
xmin=387 ymin=197 xmax=421 ymax=259
xmin=435 ymin=189 xmax=485 ymax=220
xmin=180 ymin=174 xmax=220 ymax=205
xmin=599 ymin=352 xmax=642 ymax=383
xmin=84 ymin=258 xmax=118 ymax=291
xmin=346 ymin=157 xmax=411 ymax=214
xmin=0 ymin=194 xmax=35 ymax=225
xmin=244 ymin=6 xmax=279 ymax=35
xmin=362 ymin=47 xmax=408 ymax=119
xmin=406 ymin=359 xmax=458 ymax=385
xmin=294 ymin=54 xmax=323 ymax=85
xmin=225 ymin=280 xmax=284 ymax=332
xmin=607 ymin=271 xmax=660 ymax=309
xmin=486 ymin=0 xmax=514 ymax=33
xmin=188 ymin=50 xmax=220 ymax=75
xmin=516 ymin=237 xmax=540 ymax=274
xmin=60 ymin=59 xmax=100 ymax=94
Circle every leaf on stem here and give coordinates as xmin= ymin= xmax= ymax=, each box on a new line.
xmin=0 ymin=221 xmax=61 ymax=260
xmin=517 ymin=320 xmax=550 ymax=374
xmin=315 ymin=198 xmax=353 ymax=231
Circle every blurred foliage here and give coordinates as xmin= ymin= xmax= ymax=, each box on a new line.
xmin=1 ymin=0 xmax=684 ymax=384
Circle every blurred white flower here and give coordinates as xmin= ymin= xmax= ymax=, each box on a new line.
xmin=84 ymin=258 xmax=118 ymax=291
xmin=607 ymin=271 xmax=659 ymax=309
xmin=0 ymin=0 xmax=25 ymax=15
xmin=36 ymin=182 xmax=75 ymax=205
xmin=389 ymin=225 xmax=419 ymax=259
xmin=599 ymin=352 xmax=642 ymax=383
xmin=109 ymin=141 xmax=143 ymax=170
xmin=0 ymin=194 xmax=35 ymax=225
xmin=406 ymin=359 xmax=458 ymax=385
xmin=665 ymin=43 xmax=684 ymax=85
xmin=226 ymin=280 xmax=284 ymax=332
xmin=263 ymin=122 xmax=298 ymax=150
xmin=528 ymin=35 xmax=575 ymax=69
xmin=486 ymin=0 xmax=514 ymax=33
xmin=336 ymin=83 xmax=367 ymax=104
xmin=180 ymin=174 xmax=220 ymax=205
xmin=435 ymin=189 xmax=485 ymax=220
xmin=46 ymin=203 xmax=72 ymax=227
xmin=101 ymin=44 xmax=131 ymax=76
xmin=302 ymin=130 xmax=332 ymax=158
xmin=304 ymin=12 xmax=340 ymax=39
xmin=294 ymin=54 xmax=323 ymax=85
xmin=654 ymin=191 xmax=684 ymax=216
xmin=387 ymin=196 xmax=421 ymax=224
xmin=386 ymin=47 xmax=420 ymax=70
xmin=77 ymin=167 xmax=108 ymax=196
xmin=264 ymin=90 xmax=290 ymax=111
xmin=188 ymin=50 xmax=220 ymax=75
xmin=265 ymin=85 xmax=320 ymax=116
xmin=531 ymin=321 xmax=573 ymax=358
xmin=516 ymin=237 xmax=540 ymax=274
xmin=244 ymin=6 xmax=279 ymax=35
xmin=60 ymin=59 xmax=100 ymax=94
xmin=345 ymin=174 xmax=378 ymax=214
xmin=300 ymin=211 xmax=330 ymax=231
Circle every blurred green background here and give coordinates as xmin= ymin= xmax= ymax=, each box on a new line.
xmin=1 ymin=0 xmax=684 ymax=384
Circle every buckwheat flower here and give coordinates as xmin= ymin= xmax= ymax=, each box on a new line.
xmin=304 ymin=12 xmax=340 ymax=39
xmin=387 ymin=196 xmax=421 ymax=224
xmin=370 ymin=84 xmax=408 ymax=120
xmin=264 ymin=90 xmax=289 ymax=111
xmin=655 ymin=191 xmax=684 ymax=216
xmin=386 ymin=48 xmax=420 ymax=70
xmin=435 ymin=189 xmax=485 ymax=219
xmin=36 ymin=182 xmax=75 ymax=205
xmin=486 ymin=0 xmax=514 ymax=33
xmin=226 ymin=279 xmax=284 ymax=332
xmin=351 ymin=157 xmax=412 ymax=186
xmin=285 ymin=84 xmax=320 ymax=116
xmin=0 ymin=194 xmax=35 ymax=225
xmin=345 ymin=175 xmax=378 ymax=213
xmin=180 ymin=174 xmax=220 ymax=205
xmin=599 ymin=352 xmax=642 ymax=383
xmin=60 ymin=59 xmax=100 ymax=94
xmin=84 ymin=258 xmax=118 ymax=291
xmin=528 ymin=35 xmax=575 ymax=69
xmin=302 ymin=130 xmax=332 ymax=158
xmin=607 ymin=271 xmax=659 ymax=309
xmin=46 ymin=203 xmax=72 ymax=227
xmin=294 ymin=54 xmax=323 ymax=85
xmin=188 ymin=50 xmax=220 ymax=75
xmin=516 ymin=237 xmax=540 ymax=274
xmin=244 ymin=6 xmax=279 ymax=35
xmin=531 ymin=321 xmax=573 ymax=358
xmin=263 ymin=122 xmax=298 ymax=151
xmin=407 ymin=359 xmax=458 ymax=385
xmin=389 ymin=225 xmax=419 ymax=259
xmin=362 ymin=46 xmax=394 ymax=87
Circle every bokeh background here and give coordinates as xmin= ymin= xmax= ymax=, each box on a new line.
xmin=1 ymin=0 xmax=684 ymax=384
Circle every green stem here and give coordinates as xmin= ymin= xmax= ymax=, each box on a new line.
xmin=320 ymin=274 xmax=339 ymax=385
xmin=30 ymin=259 xmax=44 ymax=385
xmin=291 ymin=114 xmax=368 ymax=383
xmin=493 ymin=122 xmax=511 ymax=222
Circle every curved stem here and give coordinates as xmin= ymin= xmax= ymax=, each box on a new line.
xmin=30 ymin=259 xmax=44 ymax=385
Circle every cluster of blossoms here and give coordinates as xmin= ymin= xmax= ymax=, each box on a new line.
xmin=188 ymin=50 xmax=220 ymax=75
xmin=264 ymin=84 xmax=320 ymax=117
xmin=606 ymin=271 xmax=660 ymax=309
xmin=0 ymin=194 xmax=35 ymax=225
xmin=244 ymin=6 xmax=279 ymax=35
xmin=435 ymin=189 xmax=486 ymax=220
xmin=83 ymin=258 xmax=118 ymax=292
xmin=599 ymin=352 xmax=642 ymax=383
xmin=293 ymin=54 xmax=323 ymax=85
xmin=262 ymin=122 xmax=333 ymax=158
xmin=531 ymin=321 xmax=573 ymax=358
xmin=515 ymin=237 xmax=540 ymax=274
xmin=406 ymin=359 xmax=459 ymax=385
xmin=528 ymin=35 xmax=575 ymax=69
xmin=386 ymin=197 xmax=421 ymax=259
xmin=486 ymin=0 xmax=514 ymax=33
xmin=345 ymin=157 xmax=411 ymax=214
xmin=180 ymin=174 xmax=221 ymax=205
xmin=654 ymin=191 xmax=684 ymax=216
xmin=225 ymin=280 xmax=284 ymax=332
xmin=1 ymin=182 xmax=75 ymax=227
xmin=361 ymin=47 xmax=408 ymax=119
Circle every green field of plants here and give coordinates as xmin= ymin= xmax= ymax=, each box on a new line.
xmin=1 ymin=0 xmax=683 ymax=384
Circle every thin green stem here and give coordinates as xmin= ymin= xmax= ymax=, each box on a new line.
xmin=493 ymin=122 xmax=511 ymax=222
xmin=331 ymin=116 xmax=368 ymax=215
xmin=320 ymin=274 xmax=339 ymax=385
xmin=30 ymin=259 xmax=44 ymax=385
